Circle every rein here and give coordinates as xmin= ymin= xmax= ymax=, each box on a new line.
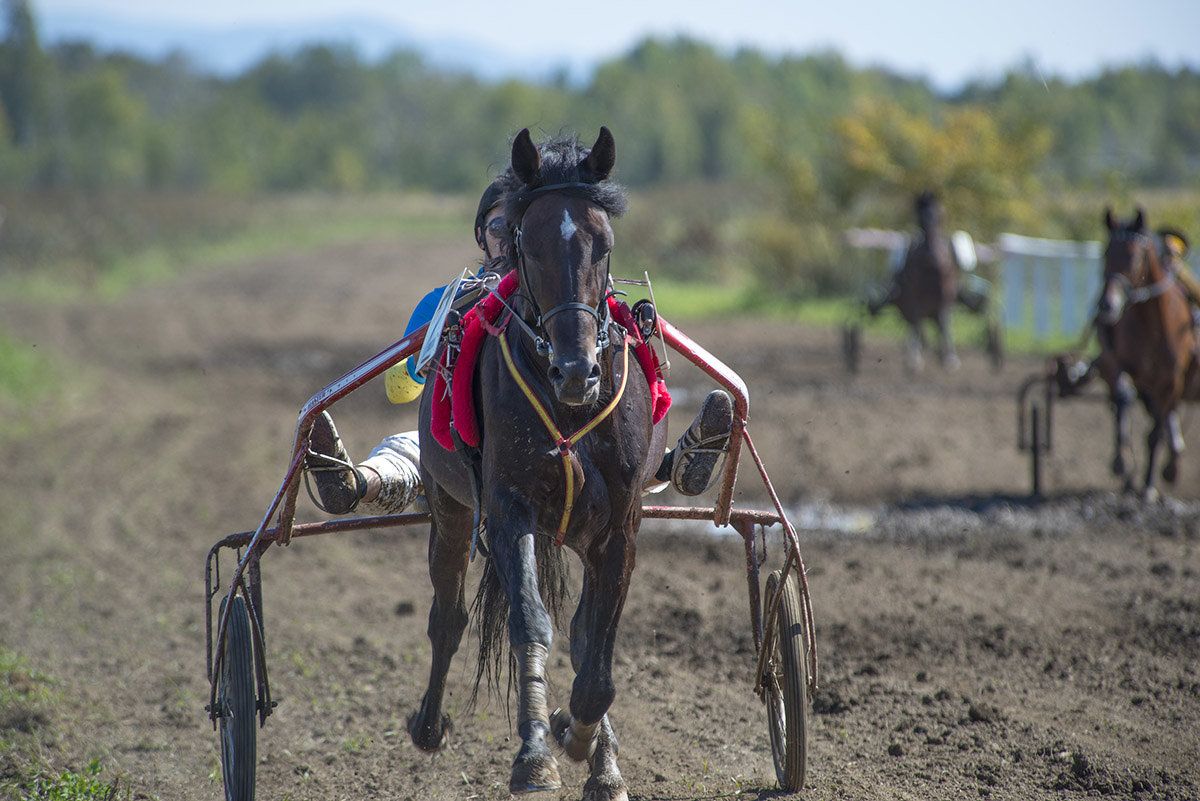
xmin=498 ymin=324 xmax=631 ymax=546
xmin=1125 ymin=273 xmax=1176 ymax=305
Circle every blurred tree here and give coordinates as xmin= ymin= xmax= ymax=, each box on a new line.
xmin=829 ymin=100 xmax=1053 ymax=237
xmin=61 ymin=66 xmax=148 ymax=187
xmin=0 ymin=2 xmax=1194 ymax=206
xmin=0 ymin=0 xmax=46 ymax=146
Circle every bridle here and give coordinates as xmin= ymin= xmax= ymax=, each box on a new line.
xmin=507 ymin=182 xmax=618 ymax=360
xmin=1105 ymin=228 xmax=1175 ymax=308
xmin=482 ymin=181 xmax=630 ymax=546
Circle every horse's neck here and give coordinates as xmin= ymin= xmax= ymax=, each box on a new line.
xmin=919 ymin=221 xmax=948 ymax=247
xmin=1138 ymin=245 xmax=1165 ymax=284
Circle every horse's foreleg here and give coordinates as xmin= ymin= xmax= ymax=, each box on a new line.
xmin=1144 ymin=415 xmax=1165 ymax=502
xmin=1163 ymin=409 xmax=1185 ymax=484
xmin=557 ymin=527 xmax=633 ymax=777
xmin=1110 ymin=373 xmax=1136 ymax=488
xmin=492 ymin=530 xmax=561 ymax=794
xmin=409 ymin=512 xmax=472 ymax=752
xmin=582 ymin=715 xmax=628 ymax=801
xmin=904 ymin=325 xmax=924 ymax=373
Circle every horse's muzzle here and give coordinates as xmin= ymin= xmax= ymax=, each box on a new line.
xmin=1097 ymin=288 xmax=1125 ymax=326
xmin=548 ymin=355 xmax=601 ymax=405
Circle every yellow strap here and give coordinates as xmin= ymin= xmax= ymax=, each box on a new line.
xmin=498 ymin=332 xmax=630 ymax=544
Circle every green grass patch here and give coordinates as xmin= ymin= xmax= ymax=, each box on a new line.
xmin=0 ymin=332 xmax=57 ymax=411
xmin=0 ymin=191 xmax=471 ymax=303
xmin=6 ymin=760 xmax=124 ymax=801
xmin=90 ymin=193 xmax=467 ymax=299
xmin=1 ymin=653 xmax=126 ymax=800
xmin=0 ymin=332 xmax=72 ymax=437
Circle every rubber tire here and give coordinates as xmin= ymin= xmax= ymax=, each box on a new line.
xmin=764 ymin=569 xmax=809 ymax=791
xmin=218 ymin=595 xmax=257 ymax=801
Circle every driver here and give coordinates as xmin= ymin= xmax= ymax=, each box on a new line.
xmin=1160 ymin=228 xmax=1200 ymax=316
xmin=306 ymin=175 xmax=734 ymax=518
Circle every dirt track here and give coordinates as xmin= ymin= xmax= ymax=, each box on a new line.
xmin=2 ymin=234 xmax=1198 ymax=801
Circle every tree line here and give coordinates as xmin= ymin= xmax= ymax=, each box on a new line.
xmin=2 ymin=0 xmax=1198 ymax=291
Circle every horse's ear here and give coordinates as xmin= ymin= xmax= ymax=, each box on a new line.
xmin=512 ymin=128 xmax=540 ymax=185
xmin=1105 ymin=207 xmax=1116 ymax=231
xmin=583 ymin=126 xmax=616 ymax=181
xmin=1133 ymin=206 xmax=1146 ymax=232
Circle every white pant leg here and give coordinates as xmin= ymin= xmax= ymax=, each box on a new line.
xmin=359 ymin=431 xmax=422 ymax=514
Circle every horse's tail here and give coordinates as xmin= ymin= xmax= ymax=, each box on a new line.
xmin=470 ymin=529 xmax=570 ymax=707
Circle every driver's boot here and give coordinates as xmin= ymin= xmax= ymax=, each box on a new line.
xmin=305 ymin=411 xmax=367 ymax=514
xmin=656 ymin=389 xmax=734 ymax=496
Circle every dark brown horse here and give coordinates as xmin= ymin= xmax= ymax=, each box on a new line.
xmin=1094 ymin=207 xmax=1200 ymax=499
xmin=410 ymin=128 xmax=666 ymax=801
xmin=870 ymin=191 xmax=962 ymax=371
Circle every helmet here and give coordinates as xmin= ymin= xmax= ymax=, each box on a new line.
xmin=474 ymin=179 xmax=507 ymax=249
xmin=1160 ymin=227 xmax=1190 ymax=259
xmin=384 ymin=357 xmax=425 ymax=404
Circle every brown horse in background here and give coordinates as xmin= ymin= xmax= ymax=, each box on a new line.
xmin=869 ymin=191 xmax=962 ymax=371
xmin=1094 ymin=207 xmax=1200 ymax=499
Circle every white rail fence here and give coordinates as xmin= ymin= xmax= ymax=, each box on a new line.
xmin=996 ymin=233 xmax=1102 ymax=340
xmin=845 ymin=229 xmax=1200 ymax=342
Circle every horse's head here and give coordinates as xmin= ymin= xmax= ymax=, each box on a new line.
xmin=915 ymin=190 xmax=944 ymax=233
xmin=1099 ymin=206 xmax=1159 ymax=325
xmin=506 ymin=127 xmax=626 ymax=406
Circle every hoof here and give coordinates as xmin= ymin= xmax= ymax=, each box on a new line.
xmin=1142 ymin=486 xmax=1162 ymax=504
xmin=509 ymin=752 xmax=561 ymax=794
xmin=584 ymin=775 xmax=629 ymax=801
xmin=407 ymin=710 xmax=450 ymax=752
xmin=550 ymin=708 xmax=597 ymax=762
xmin=550 ymin=707 xmax=570 ymax=743
xmin=1163 ymin=461 xmax=1178 ymax=484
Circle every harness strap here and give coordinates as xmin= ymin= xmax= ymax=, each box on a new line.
xmin=1125 ymin=273 xmax=1176 ymax=305
xmin=498 ymin=329 xmax=631 ymax=546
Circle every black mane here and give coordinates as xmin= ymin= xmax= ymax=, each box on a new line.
xmin=502 ymin=132 xmax=628 ymax=223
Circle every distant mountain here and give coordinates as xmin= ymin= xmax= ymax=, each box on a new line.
xmin=37 ymin=9 xmax=594 ymax=83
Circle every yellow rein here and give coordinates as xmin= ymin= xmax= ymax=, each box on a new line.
xmin=498 ymin=329 xmax=631 ymax=545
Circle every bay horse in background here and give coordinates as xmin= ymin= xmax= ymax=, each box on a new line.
xmin=869 ymin=190 xmax=963 ymax=372
xmin=1092 ymin=207 xmax=1200 ymax=499
xmin=410 ymin=127 xmax=666 ymax=801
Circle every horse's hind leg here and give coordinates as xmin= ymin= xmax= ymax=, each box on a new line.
xmin=408 ymin=502 xmax=473 ymax=752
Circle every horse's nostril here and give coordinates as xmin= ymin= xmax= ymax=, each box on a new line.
xmin=589 ymin=363 xmax=601 ymax=381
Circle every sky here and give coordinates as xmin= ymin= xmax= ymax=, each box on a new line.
xmin=33 ymin=0 xmax=1200 ymax=91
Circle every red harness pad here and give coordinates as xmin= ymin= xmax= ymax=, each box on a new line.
xmin=430 ymin=277 xmax=671 ymax=451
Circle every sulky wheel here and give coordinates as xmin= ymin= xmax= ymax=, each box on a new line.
xmin=763 ymin=568 xmax=809 ymax=791
xmin=217 ymin=595 xmax=257 ymax=801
